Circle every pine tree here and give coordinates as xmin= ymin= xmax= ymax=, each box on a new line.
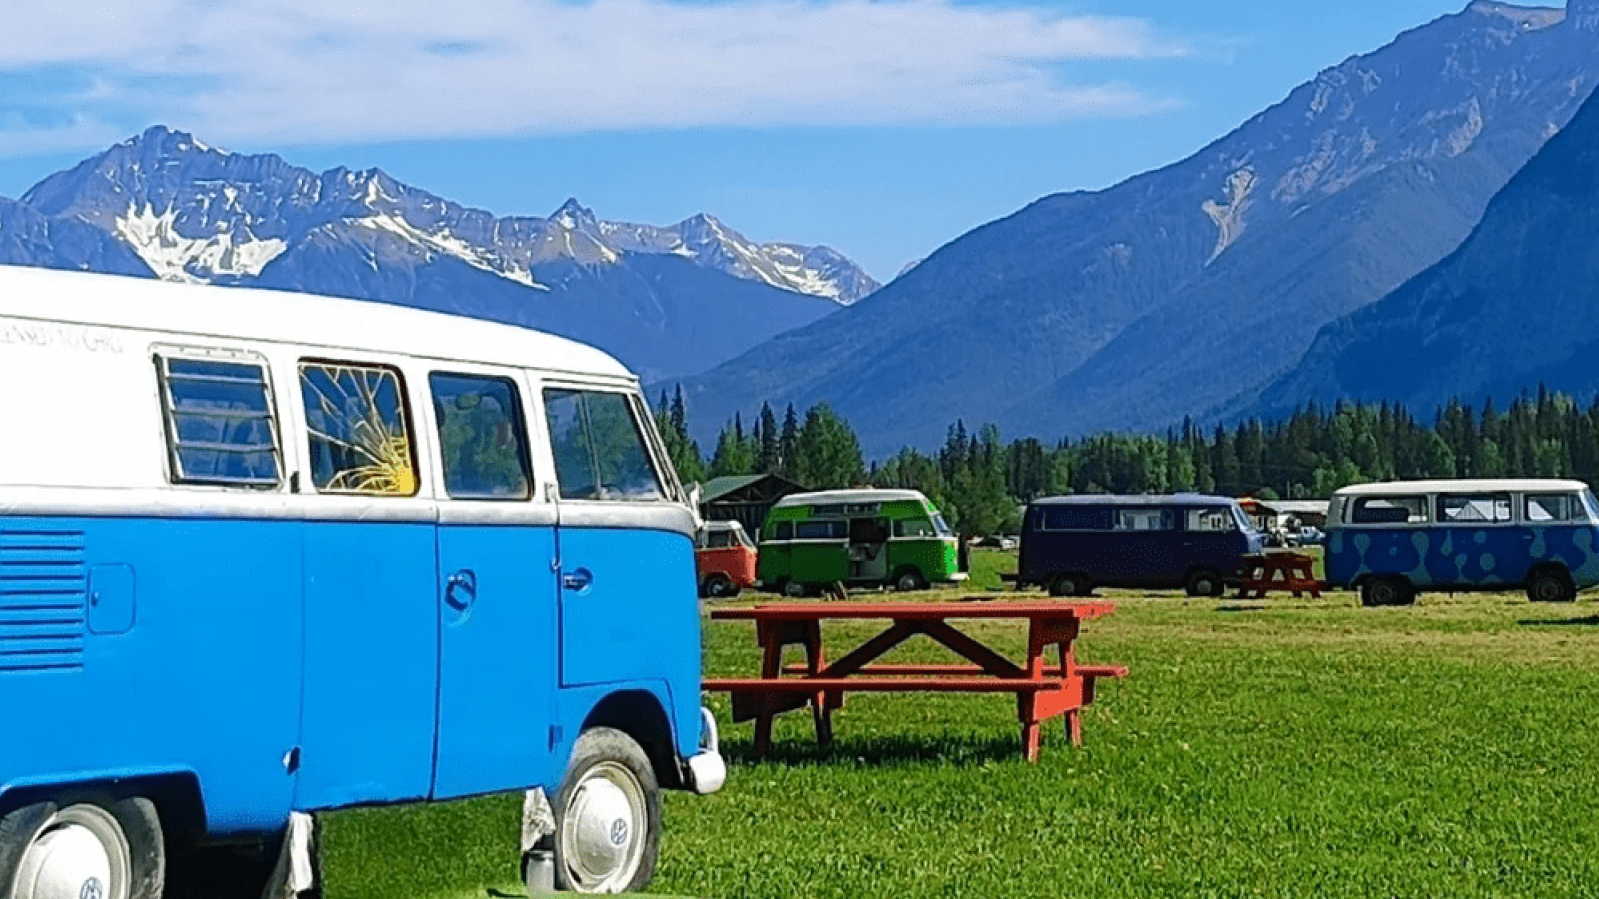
xmin=794 ymin=403 xmax=865 ymax=489
xmin=757 ymin=402 xmax=780 ymax=474
xmin=779 ymin=404 xmax=800 ymax=481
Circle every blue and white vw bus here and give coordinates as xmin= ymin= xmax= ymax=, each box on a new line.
xmin=1325 ymin=478 xmax=1599 ymax=606
xmin=0 ymin=265 xmax=724 ymax=897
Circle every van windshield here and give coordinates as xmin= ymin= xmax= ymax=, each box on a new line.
xmin=932 ymin=514 xmax=954 ymax=537
xmin=1585 ymin=490 xmax=1599 ymax=522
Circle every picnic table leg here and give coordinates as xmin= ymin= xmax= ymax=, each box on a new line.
xmin=1018 ymin=693 xmax=1042 ymax=763
xmin=1057 ymin=636 xmax=1084 ymax=747
xmin=752 ymin=621 xmax=785 ymax=759
xmin=802 ymin=620 xmax=834 ymax=748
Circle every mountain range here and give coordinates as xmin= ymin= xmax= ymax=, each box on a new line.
xmin=1252 ymin=74 xmax=1599 ymax=418
xmin=1 ymin=127 xmax=878 ymax=383
xmin=673 ymin=0 xmax=1599 ymax=456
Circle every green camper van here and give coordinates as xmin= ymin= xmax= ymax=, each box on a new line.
xmin=758 ymin=489 xmax=967 ymax=594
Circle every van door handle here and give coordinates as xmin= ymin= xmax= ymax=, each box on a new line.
xmin=562 ymin=568 xmax=594 ymax=593
xmin=445 ymin=570 xmax=477 ymax=610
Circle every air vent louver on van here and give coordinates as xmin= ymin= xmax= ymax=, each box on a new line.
xmin=0 ymin=529 xmax=87 ymax=672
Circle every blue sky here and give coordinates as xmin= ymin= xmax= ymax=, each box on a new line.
xmin=0 ymin=0 xmax=1486 ymax=280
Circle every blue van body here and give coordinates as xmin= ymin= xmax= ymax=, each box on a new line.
xmin=1324 ymin=479 xmax=1599 ymax=605
xmin=1018 ymin=494 xmax=1264 ymax=596
xmin=0 ymin=265 xmax=721 ymax=896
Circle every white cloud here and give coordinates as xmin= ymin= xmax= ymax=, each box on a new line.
xmin=0 ymin=0 xmax=1188 ymax=152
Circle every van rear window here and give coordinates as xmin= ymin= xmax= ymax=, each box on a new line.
xmin=156 ymin=354 xmax=282 ymax=488
xmin=1349 ymin=496 xmax=1428 ymax=525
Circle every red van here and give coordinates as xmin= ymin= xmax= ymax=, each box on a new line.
xmin=696 ymin=519 xmax=758 ymax=598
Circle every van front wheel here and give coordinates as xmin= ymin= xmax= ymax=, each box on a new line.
xmin=2 ymin=796 xmax=165 ymax=899
xmin=1049 ymin=574 xmax=1090 ymax=597
xmin=551 ymin=727 xmax=661 ymax=895
xmin=701 ymin=574 xmax=738 ymax=599
xmin=1184 ymin=569 xmax=1224 ymax=598
xmin=894 ymin=568 xmax=927 ymax=592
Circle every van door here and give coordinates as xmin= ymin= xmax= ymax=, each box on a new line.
xmin=1181 ymin=506 xmax=1245 ymax=579
xmin=428 ymin=371 xmax=556 ymax=799
xmin=291 ymin=359 xmax=438 ymax=809
xmin=541 ymin=386 xmax=698 ymax=688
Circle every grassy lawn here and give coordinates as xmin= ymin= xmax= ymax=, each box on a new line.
xmin=319 ymin=552 xmax=1599 ymax=898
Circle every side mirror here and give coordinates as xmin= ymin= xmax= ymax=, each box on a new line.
xmin=686 ymin=483 xmax=704 ymax=529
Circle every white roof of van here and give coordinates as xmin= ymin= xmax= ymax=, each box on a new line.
xmin=1333 ymin=479 xmax=1591 ymax=496
xmin=0 ymin=264 xmax=633 ymax=379
xmin=774 ymin=489 xmax=929 ymax=507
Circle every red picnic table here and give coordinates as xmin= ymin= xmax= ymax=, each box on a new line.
xmin=1237 ymin=551 xmax=1322 ymax=599
xmin=702 ymin=599 xmax=1127 ymax=762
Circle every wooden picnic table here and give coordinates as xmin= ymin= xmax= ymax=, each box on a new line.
xmin=1237 ymin=551 xmax=1322 ymax=599
xmin=702 ymin=598 xmax=1127 ymax=762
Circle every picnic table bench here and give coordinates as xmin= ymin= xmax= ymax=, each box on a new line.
xmin=702 ymin=599 xmax=1127 ymax=762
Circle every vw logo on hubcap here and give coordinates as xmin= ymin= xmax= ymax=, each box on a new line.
xmin=80 ymin=878 xmax=105 ymax=899
xmin=609 ymin=818 xmax=629 ymax=846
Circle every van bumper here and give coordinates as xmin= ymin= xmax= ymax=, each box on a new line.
xmin=683 ymin=707 xmax=726 ymax=795
xmin=946 ymin=572 xmax=969 ymax=582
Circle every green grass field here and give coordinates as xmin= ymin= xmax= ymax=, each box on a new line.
xmin=319 ymin=549 xmax=1599 ymax=898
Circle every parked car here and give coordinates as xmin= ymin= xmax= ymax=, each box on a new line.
xmin=696 ymin=519 xmax=758 ymax=598
xmin=758 ymin=489 xmax=968 ymax=594
xmin=1325 ymin=478 xmax=1599 ymax=605
xmin=1016 ymin=494 xmax=1265 ymax=596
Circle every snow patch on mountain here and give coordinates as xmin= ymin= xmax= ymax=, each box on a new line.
xmin=1202 ymin=167 xmax=1256 ymax=262
xmin=116 ymin=203 xmax=286 ymax=282
xmin=355 ymin=213 xmax=548 ymax=290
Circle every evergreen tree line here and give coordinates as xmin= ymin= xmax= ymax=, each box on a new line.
xmin=656 ymin=385 xmax=1599 ymax=536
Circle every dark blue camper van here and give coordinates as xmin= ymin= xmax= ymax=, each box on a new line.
xmin=1018 ymin=494 xmax=1265 ymax=596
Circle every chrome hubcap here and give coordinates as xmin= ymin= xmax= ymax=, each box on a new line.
xmin=561 ymin=762 xmax=646 ymax=892
xmin=12 ymin=806 xmax=129 ymax=899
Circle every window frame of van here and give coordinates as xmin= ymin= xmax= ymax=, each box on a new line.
xmin=152 ymin=346 xmax=286 ymax=491
xmin=426 ymin=369 xmax=535 ymax=502
xmin=537 ymin=381 xmax=680 ymax=505
xmin=1434 ymin=492 xmax=1514 ymax=526
xmin=1525 ymin=491 xmax=1597 ymax=524
xmin=1345 ymin=494 xmax=1431 ymax=527
xmin=296 ymin=357 xmax=423 ymax=498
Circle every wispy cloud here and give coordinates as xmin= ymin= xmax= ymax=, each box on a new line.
xmin=0 ymin=0 xmax=1190 ymax=155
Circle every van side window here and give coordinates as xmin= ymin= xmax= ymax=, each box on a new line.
xmin=299 ymin=361 xmax=418 ymax=495
xmin=775 ymin=522 xmax=794 ymax=540
xmin=1437 ymin=493 xmax=1511 ymax=524
xmin=543 ymin=389 xmax=664 ymax=501
xmin=429 ymin=373 xmax=531 ymax=500
xmin=1350 ymin=496 xmax=1428 ymax=524
xmin=1116 ymin=509 xmax=1174 ymax=531
xmin=155 ymin=354 xmax=282 ymax=488
xmin=893 ymin=518 xmax=937 ymax=538
xmin=1526 ymin=494 xmax=1579 ymax=522
xmin=1186 ymin=508 xmax=1233 ymax=532
xmin=1039 ymin=507 xmax=1112 ymax=531
xmin=796 ymin=521 xmax=845 ymax=540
